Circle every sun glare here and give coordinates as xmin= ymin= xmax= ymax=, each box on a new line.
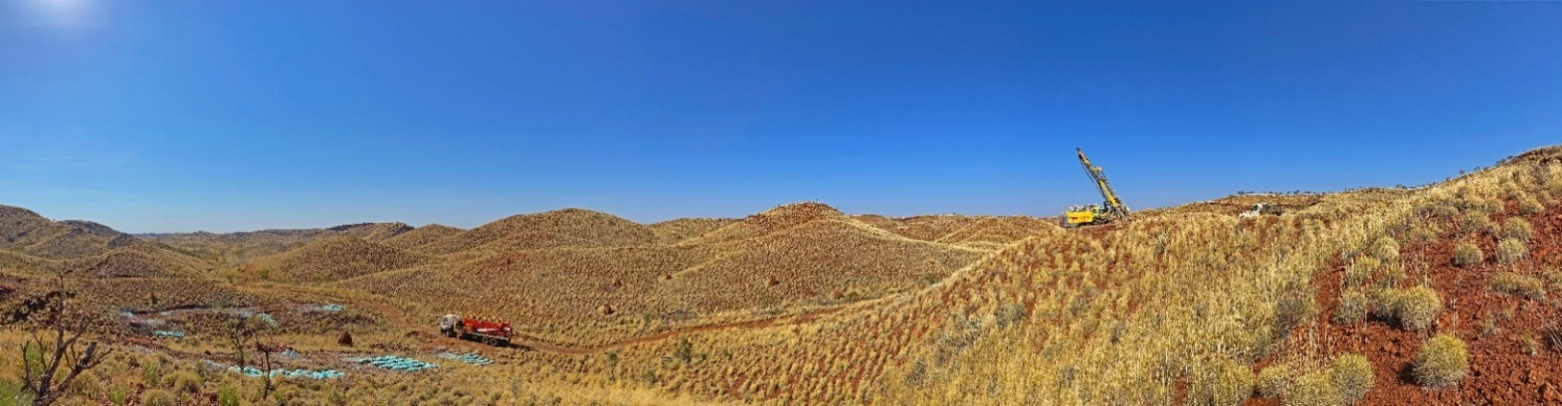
xmin=28 ymin=0 xmax=94 ymax=27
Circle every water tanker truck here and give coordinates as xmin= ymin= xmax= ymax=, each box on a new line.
xmin=439 ymin=314 xmax=512 ymax=346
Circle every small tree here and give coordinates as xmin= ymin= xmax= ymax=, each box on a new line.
xmin=5 ymin=274 xmax=117 ymax=406
xmin=226 ymin=310 xmax=278 ymax=400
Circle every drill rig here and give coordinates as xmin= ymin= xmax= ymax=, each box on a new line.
xmin=1061 ymin=148 xmax=1131 ymax=227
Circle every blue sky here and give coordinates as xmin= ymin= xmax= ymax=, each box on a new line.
xmin=2 ymin=1 xmax=1560 ymax=233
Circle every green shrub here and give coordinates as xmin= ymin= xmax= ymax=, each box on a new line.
xmin=1333 ymin=290 xmax=1367 ymax=325
xmin=1503 ymin=217 xmax=1535 ymax=241
xmin=141 ymin=389 xmax=177 ymax=406
xmin=1414 ymin=334 xmax=1468 ymax=388
xmin=108 ymin=386 xmax=128 ymax=406
xmin=1345 ymin=257 xmax=1379 ymax=287
xmin=1459 ymin=212 xmax=1497 ymax=236
xmin=1283 ymin=370 xmax=1341 ymax=406
xmin=1453 ymin=242 xmax=1483 ymax=267
xmin=1255 ymin=364 xmax=1291 ymax=398
xmin=1371 ymin=236 xmax=1400 ymax=262
xmin=1490 ymin=272 xmax=1545 ymax=300
xmin=1375 ymin=287 xmax=1442 ymax=331
xmin=1520 ymin=196 xmax=1546 ymax=215
xmin=141 ymin=362 xmax=162 ymax=389
xmin=1375 ymin=264 xmax=1406 ymax=289
xmin=0 ymin=380 xmax=34 ymax=406
xmin=217 ymin=383 xmax=241 ymax=406
xmin=1330 ymin=353 xmax=1373 ymax=404
xmin=162 ymin=371 xmax=201 ymax=393
xmin=1496 ymin=238 xmax=1528 ymax=264
xmin=1396 ymin=286 xmax=1442 ymax=331
xmin=1189 ymin=358 xmax=1254 ymax=406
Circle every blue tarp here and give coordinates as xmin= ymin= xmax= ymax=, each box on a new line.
xmin=438 ymin=352 xmax=494 ymax=366
xmin=345 ymin=355 xmax=438 ymax=372
xmin=153 ymin=330 xmax=185 ymax=338
xmin=308 ymin=303 xmax=346 ymax=312
xmin=230 ymin=366 xmax=345 ymax=380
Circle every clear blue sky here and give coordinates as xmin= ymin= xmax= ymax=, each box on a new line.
xmin=3 ymin=1 xmax=1560 ymax=233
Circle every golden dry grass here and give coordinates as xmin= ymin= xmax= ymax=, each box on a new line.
xmin=4 ymin=145 xmax=1562 ymax=405
xmin=248 ymin=236 xmax=432 ymax=283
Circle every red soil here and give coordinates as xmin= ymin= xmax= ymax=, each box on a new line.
xmin=1248 ymin=198 xmax=1562 ymax=405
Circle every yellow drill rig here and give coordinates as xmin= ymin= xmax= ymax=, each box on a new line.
xmin=1062 ymin=148 xmax=1131 ymax=228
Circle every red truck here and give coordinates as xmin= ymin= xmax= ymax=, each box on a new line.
xmin=439 ymin=314 xmax=512 ymax=346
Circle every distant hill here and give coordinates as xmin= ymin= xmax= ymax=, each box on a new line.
xmin=647 ymin=218 xmax=739 ymax=245
xmin=420 ymin=208 xmax=658 ymax=254
xmin=677 ymin=202 xmax=848 ymax=246
xmin=141 ymin=222 xmax=413 ymax=262
xmin=250 ymin=235 xmax=431 ymax=283
xmin=382 ymin=224 xmax=464 ymax=252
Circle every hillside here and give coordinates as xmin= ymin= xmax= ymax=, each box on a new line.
xmin=677 ymin=202 xmax=847 ymax=246
xmin=141 ymin=222 xmax=414 ymax=262
xmin=382 ymin=224 xmax=464 ymax=252
xmin=420 ymin=208 xmax=658 ymax=254
xmin=648 ymin=218 xmax=740 ymax=245
xmin=250 ymin=235 xmax=432 ymax=282
xmin=342 ymin=204 xmax=992 ymax=346
xmin=7 ymin=147 xmax=1562 ymax=406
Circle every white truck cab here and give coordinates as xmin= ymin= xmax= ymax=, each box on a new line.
xmin=439 ymin=314 xmax=460 ymax=336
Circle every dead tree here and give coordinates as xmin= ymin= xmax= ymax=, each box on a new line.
xmin=9 ymin=274 xmax=116 ymax=406
xmin=255 ymin=341 xmax=278 ymax=399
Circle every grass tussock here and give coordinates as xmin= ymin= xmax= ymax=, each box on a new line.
xmin=1332 ymin=290 xmax=1367 ymax=325
xmin=1495 ymin=237 xmax=1528 ymax=264
xmin=1188 ymin=357 xmax=1254 ymax=406
xmin=1375 ymin=286 xmax=1442 ymax=331
xmin=1283 ymin=370 xmax=1340 ymax=406
xmin=1489 ymin=272 xmax=1545 ymax=300
xmin=1330 ymin=353 xmax=1373 ymax=404
xmin=1503 ymin=217 xmax=1535 ymax=242
xmin=1414 ymin=334 xmax=1469 ymax=388
xmin=1452 ymin=242 xmax=1483 ymax=267
xmin=1256 ymin=363 xmax=1291 ymax=399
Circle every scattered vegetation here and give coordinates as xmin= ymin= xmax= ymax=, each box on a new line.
xmin=1330 ymin=353 xmax=1373 ymax=404
xmin=1374 ymin=286 xmax=1443 ymax=331
xmin=1495 ymin=237 xmax=1528 ymax=264
xmin=1489 ymin=272 xmax=1545 ymax=300
xmin=1452 ymin=242 xmax=1483 ymax=267
xmin=1333 ymin=289 xmax=1367 ymax=325
xmin=1413 ymin=334 xmax=1469 ymax=388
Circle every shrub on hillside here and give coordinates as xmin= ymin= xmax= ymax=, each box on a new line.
xmin=218 ymin=384 xmax=240 ymax=406
xmin=1458 ymin=212 xmax=1497 ymax=236
xmin=1283 ymin=371 xmax=1340 ymax=406
xmin=1190 ymin=358 xmax=1254 ymax=406
xmin=1496 ymin=238 xmax=1528 ymax=264
xmin=1452 ymin=242 xmax=1483 ymax=267
xmin=1255 ymin=364 xmax=1291 ymax=398
xmin=162 ymin=371 xmax=201 ymax=394
xmin=1333 ymin=290 xmax=1367 ymax=325
xmin=140 ymin=389 xmax=176 ymax=406
xmin=1545 ymin=270 xmax=1562 ymax=294
xmin=1503 ymin=217 xmax=1535 ymax=242
xmin=1330 ymin=353 xmax=1373 ymax=404
xmin=1520 ymin=196 xmax=1545 ymax=215
xmin=1375 ymin=286 xmax=1442 ymax=331
xmin=1345 ymin=257 xmax=1379 ymax=287
xmin=1370 ymin=236 xmax=1400 ymax=262
xmin=1414 ymin=334 xmax=1468 ymax=388
xmin=1375 ymin=263 xmax=1407 ymax=289
xmin=1489 ymin=272 xmax=1545 ymax=300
